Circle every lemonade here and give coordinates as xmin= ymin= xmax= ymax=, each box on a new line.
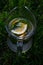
xmin=9 ymin=18 xmax=33 ymax=39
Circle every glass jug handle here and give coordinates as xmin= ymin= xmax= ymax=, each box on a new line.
xmin=17 ymin=40 xmax=23 ymax=56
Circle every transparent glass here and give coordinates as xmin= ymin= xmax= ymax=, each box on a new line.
xmin=5 ymin=6 xmax=36 ymax=55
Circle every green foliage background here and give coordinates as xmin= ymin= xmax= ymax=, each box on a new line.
xmin=0 ymin=0 xmax=43 ymax=65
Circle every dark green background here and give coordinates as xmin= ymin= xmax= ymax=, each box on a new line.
xmin=0 ymin=0 xmax=43 ymax=65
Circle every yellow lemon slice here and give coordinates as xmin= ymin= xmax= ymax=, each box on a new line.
xmin=11 ymin=22 xmax=27 ymax=35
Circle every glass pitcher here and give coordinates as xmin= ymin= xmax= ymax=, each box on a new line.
xmin=5 ymin=6 xmax=36 ymax=55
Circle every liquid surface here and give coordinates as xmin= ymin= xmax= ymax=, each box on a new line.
xmin=9 ymin=18 xmax=33 ymax=39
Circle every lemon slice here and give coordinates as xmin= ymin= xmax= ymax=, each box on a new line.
xmin=11 ymin=22 xmax=27 ymax=35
